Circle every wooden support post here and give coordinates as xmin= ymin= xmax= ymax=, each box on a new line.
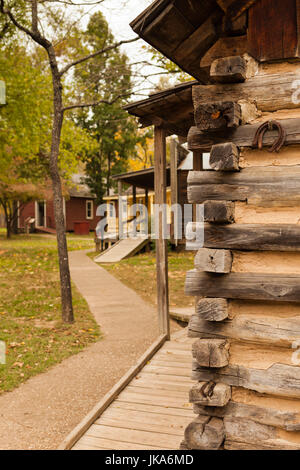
xmin=154 ymin=126 xmax=170 ymax=338
xmin=132 ymin=185 xmax=136 ymax=205
xmin=145 ymin=188 xmax=149 ymax=213
xmin=118 ymin=180 xmax=123 ymax=239
xmin=170 ymin=138 xmax=178 ymax=245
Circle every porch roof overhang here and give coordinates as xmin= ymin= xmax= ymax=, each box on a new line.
xmin=112 ymin=166 xmax=171 ymax=190
xmin=124 ymin=81 xmax=195 ymax=138
xmin=130 ymin=0 xmax=258 ymax=82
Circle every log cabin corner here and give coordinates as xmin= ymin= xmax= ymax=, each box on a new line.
xmin=126 ymin=0 xmax=300 ymax=451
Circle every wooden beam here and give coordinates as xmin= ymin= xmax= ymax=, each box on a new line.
xmin=57 ymin=334 xmax=168 ymax=450
xmin=210 ymin=142 xmax=240 ymax=171
xmin=194 ymin=248 xmax=233 ymax=273
xmin=193 ymin=71 xmax=300 ymax=114
xmin=188 ymin=119 xmax=300 ymax=152
xmin=196 ymin=298 xmax=229 ymax=322
xmin=210 ymin=56 xmax=247 ymax=83
xmin=170 ymin=139 xmax=178 ymax=245
xmin=184 ymin=416 xmax=225 ymax=450
xmin=192 ymin=338 xmax=230 ymax=368
xmin=204 ymin=201 xmax=235 ymax=224
xmin=190 ymin=382 xmax=231 ymax=407
xmin=185 ymin=270 xmax=300 ymax=302
xmin=154 ymin=126 xmax=170 ymax=338
xmin=189 ymin=313 xmax=300 ymax=349
xmin=224 ymin=417 xmax=300 ymax=450
xmin=192 ymin=361 xmax=300 ymax=399
xmin=187 ymin=222 xmax=300 ymax=251
xmin=188 ymin=166 xmax=300 ymax=206
xmin=195 ymin=101 xmax=241 ymax=131
xmin=194 ymin=400 xmax=300 ymax=431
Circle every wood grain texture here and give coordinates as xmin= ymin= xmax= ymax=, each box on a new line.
xmin=188 ymin=166 xmax=300 ymax=206
xmin=224 ymin=417 xmax=300 ymax=450
xmin=195 ymin=298 xmax=229 ymax=322
xmin=192 ymin=361 xmax=300 ymax=398
xmin=184 ymin=416 xmax=225 ymax=450
xmin=194 ymin=401 xmax=300 ymax=431
xmin=194 ymin=248 xmax=232 ymax=273
xmin=203 ymin=223 xmax=300 ymax=251
xmin=154 ymin=126 xmax=170 ymax=338
xmin=248 ymin=0 xmax=299 ymax=62
xmin=194 ymin=101 xmax=241 ymax=131
xmin=192 ymin=338 xmax=230 ymax=368
xmin=185 ymin=269 xmax=300 ymax=302
xmin=188 ymin=314 xmax=300 ymax=348
xmin=190 ymin=382 xmax=231 ymax=407
xmin=188 ymin=119 xmax=300 ymax=152
xmin=210 ymin=56 xmax=247 ymax=83
xmin=193 ymin=71 xmax=300 ymax=114
xmin=210 ymin=142 xmax=240 ymax=171
xmin=204 ymin=201 xmax=235 ymax=224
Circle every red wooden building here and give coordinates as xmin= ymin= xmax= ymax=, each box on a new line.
xmin=18 ymin=175 xmax=100 ymax=234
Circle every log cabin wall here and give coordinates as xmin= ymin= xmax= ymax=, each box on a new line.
xmin=129 ymin=0 xmax=300 ymax=450
xmin=182 ymin=57 xmax=300 ymax=451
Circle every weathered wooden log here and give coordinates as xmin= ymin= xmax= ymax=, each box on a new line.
xmin=188 ymin=314 xmax=300 ymax=349
xmin=194 ymin=248 xmax=232 ymax=273
xmin=185 ymin=270 xmax=300 ymax=303
xmin=224 ymin=417 xmax=300 ymax=450
xmin=186 ymin=222 xmax=300 ymax=252
xmin=192 ymin=361 xmax=300 ymax=399
xmin=193 ymin=72 xmax=300 ymax=113
xmin=187 ymin=119 xmax=300 ymax=152
xmin=188 ymin=166 xmax=300 ymax=206
xmin=194 ymin=101 xmax=241 ymax=131
xmin=210 ymin=56 xmax=247 ymax=83
xmin=210 ymin=142 xmax=240 ymax=171
xmin=184 ymin=416 xmax=225 ymax=450
xmin=190 ymin=382 xmax=231 ymax=407
xmin=192 ymin=338 xmax=230 ymax=368
xmin=194 ymin=401 xmax=300 ymax=431
xmin=204 ymin=200 xmax=235 ymax=224
xmin=225 ymin=439 xmax=300 ymax=450
xmin=196 ymin=298 xmax=229 ymax=322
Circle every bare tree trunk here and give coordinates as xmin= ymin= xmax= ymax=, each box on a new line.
xmin=47 ymin=45 xmax=74 ymax=323
xmin=0 ymin=199 xmax=11 ymax=239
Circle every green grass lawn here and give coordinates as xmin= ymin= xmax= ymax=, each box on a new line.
xmin=0 ymin=231 xmax=100 ymax=393
xmin=93 ymin=250 xmax=195 ymax=309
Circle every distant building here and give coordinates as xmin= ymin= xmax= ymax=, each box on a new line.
xmin=18 ymin=174 xmax=100 ymax=233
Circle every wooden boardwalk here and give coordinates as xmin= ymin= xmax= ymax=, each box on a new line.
xmin=72 ymin=331 xmax=194 ymax=450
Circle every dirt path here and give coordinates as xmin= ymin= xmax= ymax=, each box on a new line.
xmin=0 ymin=251 xmax=180 ymax=449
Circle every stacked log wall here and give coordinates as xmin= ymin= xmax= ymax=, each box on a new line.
xmin=182 ymin=59 xmax=300 ymax=450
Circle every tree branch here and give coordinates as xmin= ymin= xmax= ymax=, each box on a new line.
xmin=31 ymin=0 xmax=38 ymax=34
xmin=0 ymin=0 xmax=50 ymax=48
xmin=59 ymin=37 xmax=139 ymax=77
xmin=62 ymin=93 xmax=128 ymax=112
